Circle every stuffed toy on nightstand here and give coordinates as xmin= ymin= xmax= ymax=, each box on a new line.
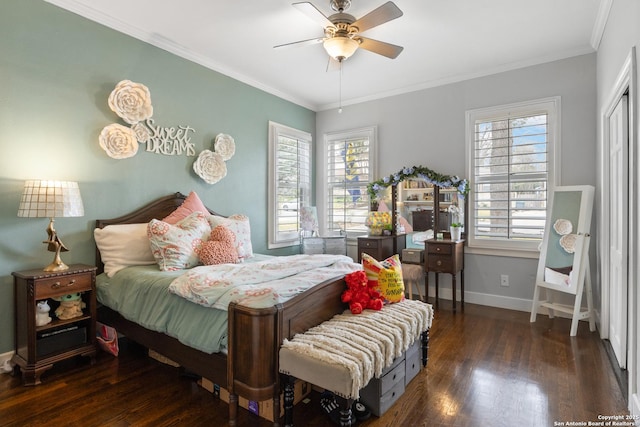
xmin=54 ymin=293 xmax=86 ymax=320
xmin=35 ymin=300 xmax=52 ymax=326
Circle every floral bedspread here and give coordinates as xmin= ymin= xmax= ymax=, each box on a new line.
xmin=168 ymin=254 xmax=362 ymax=310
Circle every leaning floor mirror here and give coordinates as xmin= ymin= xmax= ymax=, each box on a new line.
xmin=530 ymin=185 xmax=595 ymax=336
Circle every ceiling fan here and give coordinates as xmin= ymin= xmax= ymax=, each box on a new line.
xmin=275 ymin=0 xmax=404 ymax=65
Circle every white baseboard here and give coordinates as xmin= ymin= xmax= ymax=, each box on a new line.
xmin=0 ymin=351 xmax=14 ymax=374
xmin=421 ymin=285 xmax=574 ymax=319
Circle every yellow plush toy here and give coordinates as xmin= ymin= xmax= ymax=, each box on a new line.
xmin=54 ymin=293 xmax=86 ymax=320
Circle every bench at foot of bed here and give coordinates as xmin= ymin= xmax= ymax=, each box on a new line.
xmin=278 ymin=299 xmax=433 ymax=427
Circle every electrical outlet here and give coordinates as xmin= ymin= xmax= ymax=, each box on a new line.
xmin=500 ymin=274 xmax=509 ymax=287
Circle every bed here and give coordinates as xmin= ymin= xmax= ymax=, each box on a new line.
xmin=94 ymin=192 xmax=356 ymax=426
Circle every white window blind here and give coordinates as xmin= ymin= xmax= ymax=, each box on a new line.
xmin=268 ymin=122 xmax=311 ymax=248
xmin=466 ymin=98 xmax=559 ymax=253
xmin=324 ymin=127 xmax=376 ymax=236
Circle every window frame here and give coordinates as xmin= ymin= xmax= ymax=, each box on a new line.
xmin=318 ymin=126 xmax=377 ymax=238
xmin=465 ymin=97 xmax=561 ymax=257
xmin=267 ymin=121 xmax=312 ymax=249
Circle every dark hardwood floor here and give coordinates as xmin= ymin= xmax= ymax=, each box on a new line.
xmin=0 ymin=301 xmax=629 ymax=427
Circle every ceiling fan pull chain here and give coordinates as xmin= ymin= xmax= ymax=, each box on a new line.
xmin=338 ymin=60 xmax=343 ymax=113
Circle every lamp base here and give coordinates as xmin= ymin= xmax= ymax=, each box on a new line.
xmin=43 ymin=244 xmax=69 ymax=272
xmin=43 ymin=260 xmax=69 ymax=272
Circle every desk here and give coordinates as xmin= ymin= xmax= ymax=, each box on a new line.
xmin=424 ymin=239 xmax=464 ymax=311
xmin=357 ymin=234 xmax=406 ymax=263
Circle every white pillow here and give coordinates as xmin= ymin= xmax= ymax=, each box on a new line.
xmin=94 ymin=224 xmax=156 ymax=277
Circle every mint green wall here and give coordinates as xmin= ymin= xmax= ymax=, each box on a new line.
xmin=0 ymin=0 xmax=315 ymax=353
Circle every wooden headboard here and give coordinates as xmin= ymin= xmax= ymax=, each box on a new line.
xmin=94 ymin=192 xmax=223 ymax=274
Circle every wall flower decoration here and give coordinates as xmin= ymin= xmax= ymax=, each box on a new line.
xmin=214 ymin=133 xmax=236 ymax=161
xmin=108 ymin=80 xmax=154 ymax=125
xmin=131 ymin=122 xmax=151 ymax=143
xmin=99 ymin=123 xmax=139 ymax=159
xmin=193 ymin=150 xmax=227 ymax=184
xmin=367 ymin=165 xmax=469 ymax=201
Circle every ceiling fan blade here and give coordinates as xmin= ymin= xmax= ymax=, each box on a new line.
xmin=352 ymin=1 xmax=403 ymax=33
xmin=293 ymin=2 xmax=335 ymax=28
xmin=274 ymin=37 xmax=325 ymax=49
xmin=358 ymin=37 xmax=404 ymax=59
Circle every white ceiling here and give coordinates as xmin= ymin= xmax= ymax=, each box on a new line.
xmin=45 ymin=0 xmax=605 ymax=112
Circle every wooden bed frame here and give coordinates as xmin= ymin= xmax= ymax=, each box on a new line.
xmin=95 ymin=192 xmax=349 ymax=426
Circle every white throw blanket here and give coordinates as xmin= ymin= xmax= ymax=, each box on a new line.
xmin=281 ymin=299 xmax=434 ymax=398
xmin=168 ymin=254 xmax=362 ymax=310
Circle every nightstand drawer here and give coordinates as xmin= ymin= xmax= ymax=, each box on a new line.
xmin=427 ymin=243 xmax=451 ymax=255
xmin=359 ymin=239 xmax=379 ymax=249
xmin=35 ymin=273 xmax=92 ymax=299
xmin=427 ymin=255 xmax=453 ymax=272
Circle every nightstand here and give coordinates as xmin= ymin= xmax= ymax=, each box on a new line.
xmin=357 ymin=234 xmax=406 ymax=262
xmin=11 ymin=264 xmax=97 ymax=385
xmin=424 ymin=239 xmax=464 ymax=311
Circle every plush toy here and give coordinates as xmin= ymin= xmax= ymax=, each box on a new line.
xmin=198 ymin=225 xmax=239 ymax=265
xmin=54 ymin=293 xmax=86 ymax=320
xmin=35 ymin=300 xmax=52 ymax=326
xmin=341 ymin=270 xmax=384 ymax=314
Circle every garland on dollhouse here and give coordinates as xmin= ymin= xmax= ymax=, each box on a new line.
xmin=367 ymin=165 xmax=469 ymax=201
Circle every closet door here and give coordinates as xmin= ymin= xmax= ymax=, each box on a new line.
xmin=608 ymin=94 xmax=629 ymax=369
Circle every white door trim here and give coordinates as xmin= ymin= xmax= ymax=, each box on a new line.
xmin=600 ymin=47 xmax=637 ymax=415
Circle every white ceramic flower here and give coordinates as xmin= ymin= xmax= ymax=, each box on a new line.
xmin=108 ymin=80 xmax=154 ymax=125
xmin=553 ymin=219 xmax=572 ymax=236
xmin=99 ymin=123 xmax=139 ymax=159
xmin=559 ymin=234 xmax=578 ymax=254
xmin=193 ymin=150 xmax=227 ymax=184
xmin=131 ymin=122 xmax=152 ymax=143
xmin=214 ymin=133 xmax=236 ymax=161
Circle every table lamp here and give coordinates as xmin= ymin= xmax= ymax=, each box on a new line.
xmin=17 ymin=180 xmax=84 ymax=271
xmin=300 ymin=206 xmax=319 ymax=237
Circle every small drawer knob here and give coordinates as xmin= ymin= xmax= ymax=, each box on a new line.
xmin=51 ymin=279 xmax=76 ymax=289
xmin=436 ymin=247 xmax=441 ymax=252
xmin=436 ymin=260 xmax=442 ymax=266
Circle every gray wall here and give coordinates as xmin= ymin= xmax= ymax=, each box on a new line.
xmin=0 ymin=0 xmax=315 ymax=354
xmin=317 ymin=53 xmax=597 ymax=311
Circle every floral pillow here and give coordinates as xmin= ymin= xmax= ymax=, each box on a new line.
xmin=162 ymin=191 xmax=209 ymax=224
xmin=361 ymin=253 xmax=405 ymax=303
xmin=147 ymin=211 xmax=211 ymax=271
xmin=207 ymin=214 xmax=253 ymax=259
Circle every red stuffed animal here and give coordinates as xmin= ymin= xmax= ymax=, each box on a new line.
xmin=341 ymin=270 xmax=384 ymax=314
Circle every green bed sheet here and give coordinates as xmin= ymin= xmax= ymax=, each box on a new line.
xmin=96 ymin=265 xmax=230 ymax=354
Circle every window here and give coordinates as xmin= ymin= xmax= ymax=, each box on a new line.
xmin=268 ymin=121 xmax=312 ymax=249
xmin=320 ymin=126 xmax=377 ymax=237
xmin=465 ymin=97 xmax=560 ymax=255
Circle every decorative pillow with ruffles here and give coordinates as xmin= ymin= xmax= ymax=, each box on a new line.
xmin=207 ymin=214 xmax=253 ymax=259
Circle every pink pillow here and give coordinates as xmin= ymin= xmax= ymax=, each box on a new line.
xmin=207 ymin=214 xmax=253 ymax=259
xmin=378 ymin=201 xmax=413 ymax=233
xmin=199 ymin=226 xmax=239 ymax=265
xmin=163 ymin=191 xmax=209 ymax=224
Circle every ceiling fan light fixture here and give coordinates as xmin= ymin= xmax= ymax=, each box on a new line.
xmin=323 ymin=36 xmax=359 ymax=61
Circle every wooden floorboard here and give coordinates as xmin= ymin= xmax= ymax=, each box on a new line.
xmin=0 ymin=301 xmax=629 ymax=426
